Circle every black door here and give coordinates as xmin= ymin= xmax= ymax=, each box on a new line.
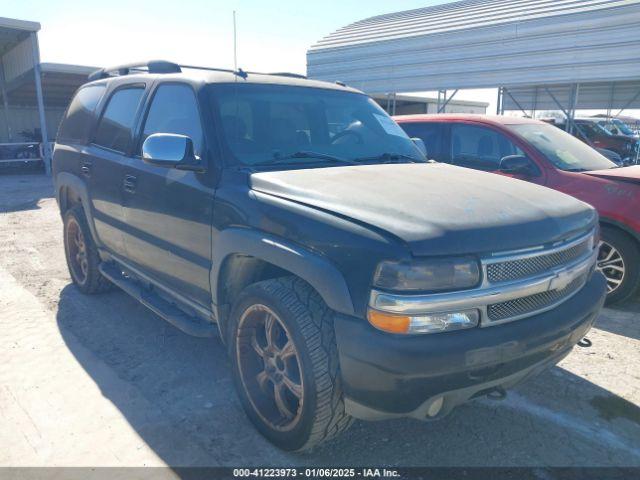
xmin=88 ymin=85 xmax=146 ymax=257
xmin=122 ymin=83 xmax=214 ymax=308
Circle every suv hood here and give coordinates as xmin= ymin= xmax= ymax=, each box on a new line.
xmin=250 ymin=163 xmax=596 ymax=256
xmin=585 ymin=165 xmax=640 ymax=185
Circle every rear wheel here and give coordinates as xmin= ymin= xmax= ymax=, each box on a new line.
xmin=63 ymin=206 xmax=112 ymax=294
xmin=597 ymin=226 xmax=640 ymax=305
xmin=228 ymin=276 xmax=353 ymax=451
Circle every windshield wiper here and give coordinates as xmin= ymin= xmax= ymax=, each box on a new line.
xmin=355 ymin=152 xmax=425 ymax=163
xmin=253 ymin=151 xmax=356 ymax=166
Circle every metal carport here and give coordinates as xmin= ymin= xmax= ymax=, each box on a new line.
xmin=307 ymin=0 xmax=640 ymax=128
xmin=0 ymin=17 xmax=93 ymax=174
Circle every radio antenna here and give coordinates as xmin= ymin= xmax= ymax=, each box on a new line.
xmin=233 ymin=10 xmax=238 ymax=72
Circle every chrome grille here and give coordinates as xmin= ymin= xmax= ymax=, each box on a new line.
xmin=486 ymin=237 xmax=591 ymax=284
xmin=487 ymin=273 xmax=587 ymax=322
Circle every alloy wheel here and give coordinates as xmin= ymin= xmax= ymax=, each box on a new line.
xmin=597 ymin=240 xmax=625 ymax=294
xmin=66 ymin=217 xmax=89 ymax=284
xmin=236 ymin=304 xmax=304 ymax=431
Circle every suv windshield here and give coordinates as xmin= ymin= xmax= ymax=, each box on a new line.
xmin=209 ymin=84 xmax=424 ymax=166
xmin=507 ymin=123 xmax=617 ymax=172
xmin=612 ymin=119 xmax=635 ymax=136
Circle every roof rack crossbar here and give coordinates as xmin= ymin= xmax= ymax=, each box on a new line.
xmin=88 ymin=60 xmax=181 ymax=82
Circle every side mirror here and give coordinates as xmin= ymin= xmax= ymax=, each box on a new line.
xmin=142 ymin=133 xmax=204 ymax=172
xmin=411 ymin=137 xmax=427 ymax=158
xmin=610 ymin=127 xmax=619 ymax=135
xmin=499 ymin=155 xmax=536 ymax=176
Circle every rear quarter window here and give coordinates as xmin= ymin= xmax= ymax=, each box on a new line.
xmin=57 ymin=84 xmax=106 ymax=143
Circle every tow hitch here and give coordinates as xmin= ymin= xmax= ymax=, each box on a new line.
xmin=577 ymin=337 xmax=592 ymax=348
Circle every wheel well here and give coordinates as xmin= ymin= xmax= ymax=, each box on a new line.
xmin=59 ymin=186 xmax=82 ymax=214
xmin=600 ymin=220 xmax=640 ymax=247
xmin=216 ymin=254 xmax=302 ymax=340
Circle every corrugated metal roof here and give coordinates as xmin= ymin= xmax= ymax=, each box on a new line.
xmin=310 ymin=0 xmax=635 ymax=50
xmin=307 ymin=0 xmax=640 ymax=96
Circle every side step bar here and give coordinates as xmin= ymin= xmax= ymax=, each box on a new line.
xmin=99 ymin=263 xmax=217 ymax=338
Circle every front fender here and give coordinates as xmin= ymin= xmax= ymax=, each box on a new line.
xmin=211 ymin=227 xmax=355 ymax=317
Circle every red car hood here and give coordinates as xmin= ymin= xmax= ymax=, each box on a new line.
xmin=585 ymin=166 xmax=640 ymax=184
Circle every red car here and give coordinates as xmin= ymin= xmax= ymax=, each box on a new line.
xmin=395 ymin=114 xmax=640 ymax=304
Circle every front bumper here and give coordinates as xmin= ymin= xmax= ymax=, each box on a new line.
xmin=334 ymin=272 xmax=606 ymax=420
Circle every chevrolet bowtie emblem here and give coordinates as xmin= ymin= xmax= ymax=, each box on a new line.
xmin=549 ymin=269 xmax=574 ymax=291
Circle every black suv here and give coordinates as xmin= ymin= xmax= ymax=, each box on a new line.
xmin=53 ymin=61 xmax=606 ymax=451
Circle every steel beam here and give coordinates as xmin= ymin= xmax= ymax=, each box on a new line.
xmin=503 ymin=87 xmax=529 ymax=117
xmin=0 ymin=58 xmax=11 ymax=142
xmin=437 ymin=89 xmax=458 ymax=113
xmin=30 ymin=32 xmax=51 ymax=175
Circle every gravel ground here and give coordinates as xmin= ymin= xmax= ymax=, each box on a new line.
xmin=1 ymin=173 xmax=639 ymax=468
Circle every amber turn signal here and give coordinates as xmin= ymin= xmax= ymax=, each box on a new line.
xmin=367 ymin=309 xmax=411 ymax=334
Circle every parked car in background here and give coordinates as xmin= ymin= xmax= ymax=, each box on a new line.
xmin=593 ymin=117 xmax=639 ymax=140
xmin=52 ymin=61 xmax=606 ymax=450
xmin=558 ymin=118 xmax=639 ymax=165
xmin=396 ymin=114 xmax=640 ymax=304
xmin=595 ymin=148 xmax=623 ymax=165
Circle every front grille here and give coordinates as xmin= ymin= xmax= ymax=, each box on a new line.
xmin=487 ymin=273 xmax=587 ymax=322
xmin=486 ymin=237 xmax=591 ymax=284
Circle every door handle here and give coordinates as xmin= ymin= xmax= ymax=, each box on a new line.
xmin=123 ymin=174 xmax=137 ymax=193
xmin=81 ymin=162 xmax=92 ymax=176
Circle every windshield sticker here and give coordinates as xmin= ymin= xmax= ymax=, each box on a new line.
xmin=374 ymin=114 xmax=407 ymax=137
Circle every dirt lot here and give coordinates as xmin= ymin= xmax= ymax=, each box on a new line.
xmin=1 ymin=173 xmax=639 ymax=468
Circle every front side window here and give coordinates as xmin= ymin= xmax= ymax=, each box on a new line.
xmin=58 ymin=84 xmax=106 ymax=143
xmin=399 ymin=122 xmax=445 ymax=161
xmin=141 ymin=84 xmax=203 ymax=156
xmin=210 ymin=84 xmax=423 ymax=167
xmin=507 ymin=123 xmax=617 ymax=172
xmin=94 ymin=87 xmax=145 ymax=153
xmin=450 ymin=124 xmax=523 ymax=171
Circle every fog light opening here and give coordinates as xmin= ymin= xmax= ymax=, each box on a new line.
xmin=426 ymin=396 xmax=444 ymax=418
xmin=486 ymin=387 xmax=507 ymax=401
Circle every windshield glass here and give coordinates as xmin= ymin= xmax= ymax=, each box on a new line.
xmin=209 ymin=84 xmax=424 ymax=166
xmin=612 ymin=119 xmax=635 ymax=136
xmin=576 ymin=121 xmax=610 ymax=137
xmin=507 ymin=123 xmax=617 ymax=172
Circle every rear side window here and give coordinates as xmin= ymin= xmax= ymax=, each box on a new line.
xmin=140 ymin=84 xmax=203 ymax=156
xmin=399 ymin=122 xmax=445 ymax=161
xmin=57 ymin=85 xmax=106 ymax=143
xmin=94 ymin=87 xmax=145 ymax=153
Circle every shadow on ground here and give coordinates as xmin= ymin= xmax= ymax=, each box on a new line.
xmin=56 ymin=284 xmax=640 ymax=467
xmin=595 ymin=297 xmax=640 ymax=341
xmin=0 ymin=173 xmax=53 ymax=213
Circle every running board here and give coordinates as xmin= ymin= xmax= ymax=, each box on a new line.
xmin=99 ymin=263 xmax=217 ymax=338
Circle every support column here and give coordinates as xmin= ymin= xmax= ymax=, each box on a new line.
xmin=30 ymin=32 xmax=51 ymax=175
xmin=0 ymin=58 xmax=12 ymax=142
xmin=436 ymin=89 xmax=458 ymax=113
xmin=496 ymin=87 xmax=503 ymax=115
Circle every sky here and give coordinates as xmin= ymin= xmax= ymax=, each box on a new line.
xmin=4 ymin=0 xmax=500 ymax=111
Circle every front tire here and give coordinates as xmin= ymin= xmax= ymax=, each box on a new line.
xmin=597 ymin=226 xmax=640 ymax=305
xmin=63 ymin=206 xmax=112 ymax=294
xmin=228 ymin=276 xmax=353 ymax=451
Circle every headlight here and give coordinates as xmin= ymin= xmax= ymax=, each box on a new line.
xmin=373 ymin=257 xmax=480 ymax=292
xmin=368 ymin=309 xmax=480 ymax=334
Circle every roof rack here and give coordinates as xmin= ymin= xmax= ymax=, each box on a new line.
xmin=88 ymin=60 xmax=308 ymax=82
xmin=88 ymin=60 xmax=181 ymax=82
xmin=266 ymin=72 xmax=307 ymax=79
